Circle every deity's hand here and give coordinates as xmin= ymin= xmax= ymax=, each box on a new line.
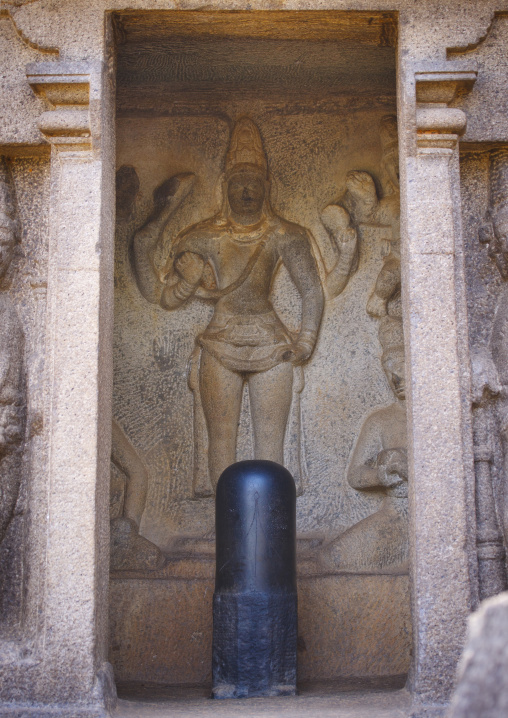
xmin=376 ymin=448 xmax=408 ymax=488
xmin=174 ymin=251 xmax=205 ymax=286
xmin=277 ymin=331 xmax=316 ymax=365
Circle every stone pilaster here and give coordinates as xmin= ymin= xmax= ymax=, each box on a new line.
xmin=20 ymin=61 xmax=115 ymax=715
xmin=401 ymin=61 xmax=478 ymax=716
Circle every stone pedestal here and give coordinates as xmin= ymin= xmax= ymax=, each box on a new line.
xmin=109 ymin=568 xmax=411 ymax=687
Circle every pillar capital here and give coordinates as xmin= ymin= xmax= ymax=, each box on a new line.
xmin=26 ymin=62 xmax=97 ymax=151
xmin=414 ymin=61 xmax=477 ymax=152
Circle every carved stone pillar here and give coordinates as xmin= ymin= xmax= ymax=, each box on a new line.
xmin=400 ymin=61 xmax=478 ymax=715
xmin=22 ymin=61 xmax=115 ymax=714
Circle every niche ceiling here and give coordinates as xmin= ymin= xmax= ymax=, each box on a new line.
xmin=114 ymin=11 xmax=397 ymax=116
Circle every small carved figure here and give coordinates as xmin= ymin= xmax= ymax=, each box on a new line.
xmin=321 ymin=316 xmax=408 ymax=574
xmin=366 ymin=115 xmax=400 ymax=317
xmin=0 ymin=158 xmax=25 ymax=545
xmin=323 ymin=116 xmax=400 ymax=312
xmin=110 ymin=419 xmax=164 ymax=571
xmin=133 ymin=117 xmax=324 ymax=491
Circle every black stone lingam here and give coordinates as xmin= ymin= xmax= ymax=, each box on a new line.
xmin=212 ymin=460 xmax=297 ymax=699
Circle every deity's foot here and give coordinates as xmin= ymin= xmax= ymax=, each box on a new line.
xmin=110 ymin=517 xmax=165 ymax=571
xmin=366 ymin=292 xmax=388 ymax=318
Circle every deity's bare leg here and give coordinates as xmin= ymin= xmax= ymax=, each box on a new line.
xmin=249 ymin=362 xmax=293 ymax=464
xmin=199 ymin=350 xmax=244 ymax=488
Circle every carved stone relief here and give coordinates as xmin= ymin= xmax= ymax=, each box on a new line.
xmin=0 ymin=157 xmax=25 ymax=547
xmin=109 ymin=30 xmax=410 ymax=685
xmin=110 ymin=419 xmax=164 ymax=571
xmin=132 ymin=117 xmax=325 ymax=494
xmin=113 ymin=109 xmax=400 ymax=552
xmin=468 ymin=147 xmax=508 ymax=599
xmin=321 ymin=315 xmax=407 ymax=574
xmin=324 ymin=115 xmax=400 ymax=316
xmin=0 ymin=157 xmax=27 ymax=633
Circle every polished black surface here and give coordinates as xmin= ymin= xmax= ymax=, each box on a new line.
xmin=212 ymin=460 xmax=297 ymax=699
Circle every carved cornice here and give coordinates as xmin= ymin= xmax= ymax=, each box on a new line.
xmin=414 ymin=61 xmax=477 ymax=153
xmin=26 ymin=62 xmax=91 ymax=151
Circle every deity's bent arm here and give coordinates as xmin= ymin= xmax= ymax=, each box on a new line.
xmin=276 ymin=225 xmax=324 ymax=353
xmin=131 ymin=174 xmax=196 ymax=305
xmin=160 ymin=229 xmax=209 ymax=310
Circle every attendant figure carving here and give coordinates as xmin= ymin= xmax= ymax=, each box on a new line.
xmin=474 ymin=147 xmax=508 ymax=579
xmin=323 ymin=116 xmax=400 ymax=312
xmin=321 ymin=315 xmax=408 ymax=574
xmin=0 ymin=158 xmax=25 ymax=545
xmin=366 ymin=115 xmax=400 ymax=317
xmin=132 ymin=117 xmax=324 ymax=493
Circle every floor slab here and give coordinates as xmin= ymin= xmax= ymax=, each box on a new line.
xmin=114 ymin=683 xmax=411 ymax=717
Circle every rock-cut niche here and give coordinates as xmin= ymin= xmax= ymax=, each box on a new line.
xmin=108 ymin=11 xmax=410 ymax=689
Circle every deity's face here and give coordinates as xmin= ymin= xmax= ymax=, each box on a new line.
xmin=0 ymin=227 xmax=15 ymax=280
xmin=227 ymin=171 xmax=266 ymax=221
xmin=382 ymin=349 xmax=406 ymax=400
xmin=489 ymin=211 xmax=508 ymax=280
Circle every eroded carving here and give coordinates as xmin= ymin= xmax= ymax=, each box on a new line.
xmin=322 ymin=116 xmax=400 ymax=313
xmin=0 ymin=157 xmax=25 ymax=546
xmin=472 ymin=147 xmax=508 ymax=598
xmin=132 ymin=117 xmax=324 ymax=492
xmin=320 ymin=204 xmax=358 ymax=299
xmin=320 ymin=315 xmax=408 ymax=574
xmin=110 ymin=419 xmax=164 ymax=571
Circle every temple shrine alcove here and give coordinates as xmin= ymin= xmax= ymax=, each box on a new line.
xmin=108 ymin=11 xmax=409 ymax=689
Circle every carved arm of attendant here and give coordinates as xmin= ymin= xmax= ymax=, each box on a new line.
xmin=276 ymin=226 xmax=324 ymax=364
xmin=131 ymin=174 xmax=195 ymax=305
xmin=321 ymin=205 xmax=358 ymax=299
xmin=160 ymin=251 xmax=205 ymax=310
xmin=376 ymin=448 xmax=407 ymax=489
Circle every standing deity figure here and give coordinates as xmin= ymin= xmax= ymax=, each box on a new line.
xmin=160 ymin=118 xmax=324 ymax=488
xmin=0 ymin=158 xmax=25 ymax=545
xmin=134 ymin=117 xmax=324 ymax=490
xmin=321 ymin=315 xmax=408 ymax=574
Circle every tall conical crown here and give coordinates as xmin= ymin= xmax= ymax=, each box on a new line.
xmin=225 ymin=117 xmax=268 ymax=179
